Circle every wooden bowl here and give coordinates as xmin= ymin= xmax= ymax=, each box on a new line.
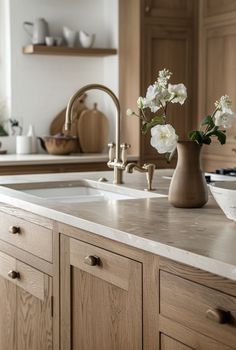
xmin=43 ymin=136 xmax=79 ymax=155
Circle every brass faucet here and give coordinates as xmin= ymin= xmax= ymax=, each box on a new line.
xmin=65 ymin=84 xmax=130 ymax=184
xmin=126 ymin=163 xmax=156 ymax=191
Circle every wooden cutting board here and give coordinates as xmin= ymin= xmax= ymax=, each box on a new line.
xmin=78 ymin=103 xmax=109 ymax=153
xmin=50 ymin=93 xmax=87 ymax=136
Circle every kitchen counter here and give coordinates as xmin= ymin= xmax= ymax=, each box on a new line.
xmin=0 ymin=169 xmax=235 ymax=281
xmin=0 ymin=153 xmax=138 ymax=165
xmin=0 ymin=153 xmax=139 ymax=175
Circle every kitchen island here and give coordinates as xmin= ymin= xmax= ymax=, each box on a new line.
xmin=0 ymin=169 xmax=235 ymax=350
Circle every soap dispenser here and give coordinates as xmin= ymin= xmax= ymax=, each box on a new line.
xmin=27 ymin=124 xmax=37 ymax=153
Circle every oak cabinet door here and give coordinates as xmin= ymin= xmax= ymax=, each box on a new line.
xmin=161 ymin=334 xmax=193 ymax=350
xmin=0 ymin=275 xmax=17 ymax=350
xmin=61 ymin=236 xmax=142 ymax=350
xmin=16 ymin=268 xmax=53 ymax=350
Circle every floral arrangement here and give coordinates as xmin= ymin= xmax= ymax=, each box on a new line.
xmin=0 ymin=99 xmax=8 ymax=136
xmin=127 ymin=69 xmax=235 ymax=159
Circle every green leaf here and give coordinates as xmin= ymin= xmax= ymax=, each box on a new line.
xmin=202 ymin=136 xmax=211 ymax=145
xmin=214 ymin=130 xmax=226 ymax=144
xmin=201 ymin=115 xmax=215 ymax=128
xmin=188 ymin=130 xmax=204 ymax=145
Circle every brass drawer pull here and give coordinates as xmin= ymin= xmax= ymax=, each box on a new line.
xmin=8 ymin=270 xmax=20 ymax=280
xmin=206 ymin=308 xmax=230 ymax=324
xmin=9 ymin=226 xmax=21 ymax=234
xmin=84 ymin=255 xmax=100 ymax=266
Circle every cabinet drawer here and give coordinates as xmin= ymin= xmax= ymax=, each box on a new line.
xmin=0 ymin=211 xmax=52 ymax=262
xmin=70 ymin=238 xmax=134 ymax=290
xmin=0 ymin=251 xmax=45 ymax=300
xmin=160 ymin=271 xmax=236 ymax=348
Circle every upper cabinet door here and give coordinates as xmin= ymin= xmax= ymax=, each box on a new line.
xmin=143 ymin=0 xmax=194 ymax=18
xmin=61 ymin=236 xmax=142 ymax=350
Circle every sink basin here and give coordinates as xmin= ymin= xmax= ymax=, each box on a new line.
xmin=209 ymin=181 xmax=236 ymax=221
xmin=9 ymin=179 xmax=165 ymax=204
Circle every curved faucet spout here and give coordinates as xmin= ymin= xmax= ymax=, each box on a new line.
xmin=64 ymin=84 xmax=127 ymax=184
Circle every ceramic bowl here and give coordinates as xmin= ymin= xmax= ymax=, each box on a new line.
xmin=39 ymin=135 xmax=79 ymax=155
xmin=209 ymin=181 xmax=236 ymax=221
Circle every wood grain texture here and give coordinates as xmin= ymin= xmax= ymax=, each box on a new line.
xmin=159 ymin=315 xmax=235 ymax=350
xmin=160 ymin=271 xmax=236 ymax=348
xmin=0 ymin=211 xmax=52 ymax=262
xmin=0 ymin=161 xmax=109 ymax=175
xmin=70 ymin=238 xmax=131 ymax=290
xmin=78 ymin=104 xmax=109 ymax=153
xmin=161 ymin=334 xmax=193 ymax=350
xmin=160 ymin=257 xmax=236 ymax=297
xmin=16 ymin=260 xmax=45 ymax=300
xmin=61 ymin=234 xmax=142 ymax=350
xmin=17 ymin=274 xmax=53 ymax=350
xmin=0 ymin=275 xmax=16 ymax=350
xmin=198 ymin=1 xmax=236 ymax=171
xmin=22 ymin=45 xmax=117 ymax=56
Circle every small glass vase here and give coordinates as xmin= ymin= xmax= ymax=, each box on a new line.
xmin=168 ymin=140 xmax=208 ymax=208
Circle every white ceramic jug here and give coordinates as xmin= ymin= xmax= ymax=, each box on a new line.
xmin=23 ymin=18 xmax=49 ymax=45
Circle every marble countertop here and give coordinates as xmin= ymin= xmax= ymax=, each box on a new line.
xmin=0 ymin=153 xmax=138 ymax=166
xmin=0 ymin=169 xmax=236 ymax=281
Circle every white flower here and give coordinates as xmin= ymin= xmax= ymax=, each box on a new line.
xmin=168 ymin=83 xmax=187 ymax=105
xmin=126 ymin=108 xmax=134 ymax=116
xmin=150 ymin=124 xmax=178 ymax=154
xmin=215 ymin=95 xmax=232 ymax=113
xmin=157 ymin=69 xmax=172 ymax=88
xmin=215 ymin=110 xmax=236 ymax=129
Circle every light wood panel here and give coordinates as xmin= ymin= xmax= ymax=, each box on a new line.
xmin=0 ymin=275 xmax=16 ymax=350
xmin=198 ymin=1 xmax=236 ymax=171
xmin=22 ymin=45 xmax=117 ymax=57
xmin=161 ymin=334 xmax=193 ymax=350
xmin=141 ymin=23 xmax=194 ymax=165
xmin=0 ymin=211 xmax=52 ymax=262
xmin=17 ymin=274 xmax=53 ymax=350
xmin=61 ymin=234 xmax=142 ymax=350
xmin=144 ymin=0 xmax=194 ymax=18
xmin=204 ymin=0 xmax=236 ymax=17
xmin=160 ymin=271 xmax=236 ymax=348
xmin=159 ymin=316 xmax=234 ymax=350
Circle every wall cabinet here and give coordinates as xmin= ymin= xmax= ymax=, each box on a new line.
xmin=120 ymin=0 xmax=197 ymax=167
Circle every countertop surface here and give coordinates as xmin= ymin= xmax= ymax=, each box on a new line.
xmin=0 ymin=169 xmax=235 ymax=281
xmin=0 ymin=153 xmax=139 ymax=166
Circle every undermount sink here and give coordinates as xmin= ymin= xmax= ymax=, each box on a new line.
xmin=9 ymin=179 xmax=165 ymax=204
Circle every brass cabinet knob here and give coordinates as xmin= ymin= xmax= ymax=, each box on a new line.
xmin=84 ymin=255 xmax=100 ymax=266
xmin=9 ymin=226 xmax=20 ymax=234
xmin=145 ymin=5 xmax=151 ymax=13
xmin=206 ymin=308 xmax=230 ymax=324
xmin=8 ymin=270 xmax=20 ymax=280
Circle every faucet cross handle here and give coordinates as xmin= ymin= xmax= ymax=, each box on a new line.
xmin=120 ymin=143 xmax=131 ymax=164
xmin=108 ymin=142 xmax=116 ymax=162
xmin=143 ymin=163 xmax=156 ymax=191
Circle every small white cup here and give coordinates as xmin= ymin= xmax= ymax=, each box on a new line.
xmin=16 ymin=136 xmax=32 ymax=154
xmin=45 ymin=36 xmax=55 ymax=46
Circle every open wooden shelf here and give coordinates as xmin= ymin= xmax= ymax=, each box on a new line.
xmin=22 ymin=45 xmax=117 ymax=57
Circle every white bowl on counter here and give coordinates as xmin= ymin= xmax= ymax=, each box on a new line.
xmin=209 ymin=181 xmax=236 ymax=221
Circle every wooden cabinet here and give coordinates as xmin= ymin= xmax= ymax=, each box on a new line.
xmin=60 ymin=236 xmax=142 ymax=350
xmin=159 ymin=257 xmax=236 ymax=350
xmin=160 ymin=334 xmax=192 ymax=350
xmin=0 ymin=205 xmax=56 ymax=350
xmin=119 ymin=0 xmax=197 ymax=167
xmin=0 ymin=251 xmax=53 ymax=350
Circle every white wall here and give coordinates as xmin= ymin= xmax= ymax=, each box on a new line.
xmin=5 ymin=0 xmax=118 ymax=143
xmin=0 ymin=0 xmax=11 ymax=120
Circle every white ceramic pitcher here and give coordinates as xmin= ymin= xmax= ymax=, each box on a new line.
xmin=23 ymin=18 xmax=49 ymax=45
